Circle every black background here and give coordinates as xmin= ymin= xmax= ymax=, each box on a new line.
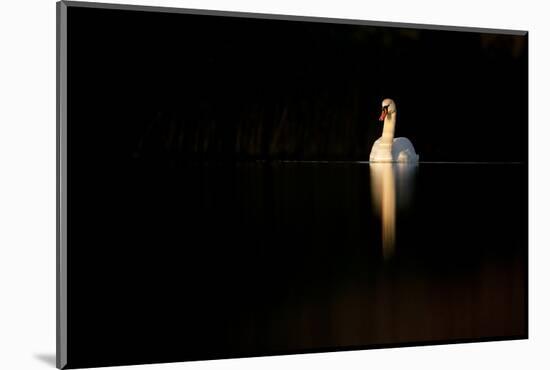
xmin=67 ymin=6 xmax=527 ymax=164
xmin=65 ymin=5 xmax=528 ymax=369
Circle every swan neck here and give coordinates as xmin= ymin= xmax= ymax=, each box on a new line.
xmin=381 ymin=113 xmax=396 ymax=143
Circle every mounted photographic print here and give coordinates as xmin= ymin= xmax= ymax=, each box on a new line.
xmin=57 ymin=1 xmax=528 ymax=368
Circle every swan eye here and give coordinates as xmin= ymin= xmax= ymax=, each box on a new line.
xmin=382 ymin=105 xmax=389 ymax=111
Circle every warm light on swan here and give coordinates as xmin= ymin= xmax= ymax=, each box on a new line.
xmin=370 ymin=98 xmax=419 ymax=163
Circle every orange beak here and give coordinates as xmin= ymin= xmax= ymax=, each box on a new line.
xmin=379 ymin=109 xmax=387 ymax=122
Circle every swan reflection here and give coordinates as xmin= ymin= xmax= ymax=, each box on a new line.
xmin=370 ymin=163 xmax=417 ymax=259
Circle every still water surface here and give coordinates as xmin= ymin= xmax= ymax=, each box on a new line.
xmin=164 ymin=162 xmax=525 ymax=352
xmin=71 ymin=162 xmax=527 ymax=362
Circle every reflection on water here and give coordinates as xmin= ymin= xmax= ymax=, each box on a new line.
xmin=370 ymin=163 xmax=417 ymax=259
xmin=85 ymin=162 xmax=526 ymax=361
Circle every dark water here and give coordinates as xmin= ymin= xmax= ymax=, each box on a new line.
xmin=68 ymin=162 xmax=527 ymax=366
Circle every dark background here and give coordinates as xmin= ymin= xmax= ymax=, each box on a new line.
xmin=65 ymin=5 xmax=528 ymax=369
xmin=67 ymin=6 xmax=527 ymax=164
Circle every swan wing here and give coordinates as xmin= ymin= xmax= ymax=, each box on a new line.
xmin=392 ymin=138 xmax=419 ymax=163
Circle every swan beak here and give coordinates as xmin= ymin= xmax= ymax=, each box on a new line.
xmin=379 ymin=110 xmax=387 ymax=122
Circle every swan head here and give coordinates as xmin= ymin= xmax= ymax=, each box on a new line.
xmin=379 ymin=98 xmax=396 ymax=121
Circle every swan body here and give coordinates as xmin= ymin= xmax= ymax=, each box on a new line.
xmin=369 ymin=99 xmax=419 ymax=163
xmin=370 ymin=137 xmax=419 ymax=163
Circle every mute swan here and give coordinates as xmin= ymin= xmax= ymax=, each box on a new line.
xmin=369 ymin=98 xmax=419 ymax=163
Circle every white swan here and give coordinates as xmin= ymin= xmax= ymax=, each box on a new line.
xmin=369 ymin=98 xmax=419 ymax=163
